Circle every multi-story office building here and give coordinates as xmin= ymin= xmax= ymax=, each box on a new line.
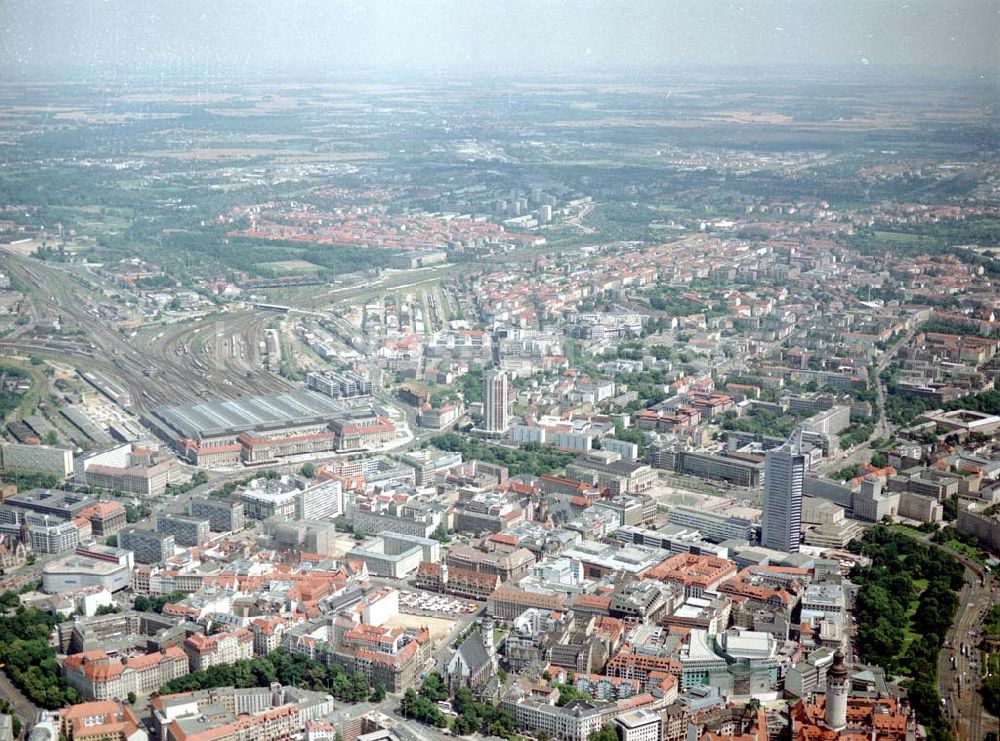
xmin=487 ymin=586 xmax=565 ymax=620
xmin=614 ymin=710 xmax=663 ymax=741
xmin=850 ymin=476 xmax=899 ymax=523
xmin=499 ymin=688 xmax=666 ymax=741
xmin=673 ymin=450 xmax=764 ymax=488
xmin=283 ymin=622 xmax=431 ymax=693
xmin=79 ymin=501 xmax=128 ymax=537
xmin=306 ymin=371 xmax=373 ymax=399
xmin=396 ymin=450 xmax=464 ymax=486
xmin=156 ymin=515 xmax=210 ymax=548
xmin=482 ymin=369 xmax=510 ymax=433
xmin=152 ymin=685 xmax=336 ymax=741
xmin=666 ymin=505 xmax=753 ymax=544
xmin=119 ymin=528 xmax=176 ymax=564
xmin=593 ymin=495 xmax=654 ymax=527
xmin=614 ymin=525 xmax=729 ymax=559
xmin=761 ymin=441 xmax=805 ymax=553
xmin=800 ymin=583 xmax=845 ymax=623
xmin=63 ymin=647 xmax=188 ymax=700
xmin=347 ymin=532 xmax=439 ymax=578
xmin=80 ymin=443 xmax=183 ymax=498
xmin=269 ymin=520 xmax=338 ymax=556
xmin=190 ymin=497 xmax=245 ymax=533
xmin=643 ymin=553 xmax=737 ymax=599
xmin=83 ymin=459 xmax=180 ymax=498
xmin=0 ymin=442 xmax=74 ymax=477
xmin=353 ymin=497 xmax=444 ymax=538
xmin=565 ymin=452 xmax=657 ymax=496
xmin=2 ymin=488 xmax=92 ymax=520
xmin=454 ymin=492 xmax=526 ymax=533
xmin=447 ymin=543 xmax=535 ymax=583
xmin=295 ymin=480 xmax=343 ymax=521
xmin=239 ymin=481 xmax=298 ymax=521
xmin=36 ymin=519 xmax=84 ymax=554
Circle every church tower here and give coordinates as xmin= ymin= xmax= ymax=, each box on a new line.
xmin=824 ymin=648 xmax=849 ymax=732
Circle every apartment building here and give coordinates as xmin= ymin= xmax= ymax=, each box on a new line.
xmin=59 ymin=701 xmax=146 ymax=741
xmin=190 ymin=497 xmax=245 ymax=533
xmin=184 ymin=628 xmax=254 ymax=671
xmin=156 ymin=515 xmax=210 ymax=547
xmin=0 ymin=442 xmax=73 ymax=477
xmin=119 ymin=528 xmax=176 ymax=565
xmin=295 ymin=479 xmax=343 ymax=521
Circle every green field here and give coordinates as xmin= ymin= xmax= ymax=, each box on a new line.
xmin=899 ymin=577 xmax=929 ymax=654
xmin=872 ymin=230 xmax=935 ymax=246
xmin=887 ymin=523 xmax=930 ymax=539
xmin=259 ymin=259 xmax=322 ymax=275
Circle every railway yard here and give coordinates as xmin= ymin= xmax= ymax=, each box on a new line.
xmin=0 ymin=252 xmax=298 ymax=412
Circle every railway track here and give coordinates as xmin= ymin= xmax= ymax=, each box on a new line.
xmin=7 ymin=254 xmax=297 ymax=412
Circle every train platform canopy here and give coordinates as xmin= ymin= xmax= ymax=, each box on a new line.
xmin=144 ymin=390 xmax=353 ymax=442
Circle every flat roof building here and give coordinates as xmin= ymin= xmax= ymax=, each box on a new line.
xmin=665 ymin=505 xmax=753 ymax=544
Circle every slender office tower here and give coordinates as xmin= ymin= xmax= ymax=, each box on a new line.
xmin=482 ymin=369 xmax=509 ymax=433
xmin=761 ymin=431 xmax=805 ymax=552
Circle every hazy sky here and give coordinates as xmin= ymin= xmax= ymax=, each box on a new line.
xmin=1 ymin=0 xmax=997 ymax=79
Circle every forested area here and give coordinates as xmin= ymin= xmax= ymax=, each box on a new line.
xmin=431 ymin=432 xmax=576 ymax=476
xmin=401 ymin=672 xmax=518 ymax=737
xmin=0 ymin=592 xmax=81 ymax=709
xmin=158 ymin=649 xmax=382 ymax=703
xmin=848 ymin=528 xmax=962 ymax=741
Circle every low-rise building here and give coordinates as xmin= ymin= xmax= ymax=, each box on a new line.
xmin=347 ymin=532 xmax=440 ymax=578
xmin=664 ymin=505 xmax=753 ymax=544
xmin=59 ymin=700 xmax=147 ymax=741
xmin=42 ymin=543 xmax=133 ymax=594
xmin=614 ymin=709 xmax=662 ymax=741
xmin=642 ymin=553 xmax=737 ymax=598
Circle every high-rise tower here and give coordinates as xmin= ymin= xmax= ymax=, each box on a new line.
xmin=761 ymin=432 xmax=805 ymax=552
xmin=482 ymin=369 xmax=509 ymax=433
